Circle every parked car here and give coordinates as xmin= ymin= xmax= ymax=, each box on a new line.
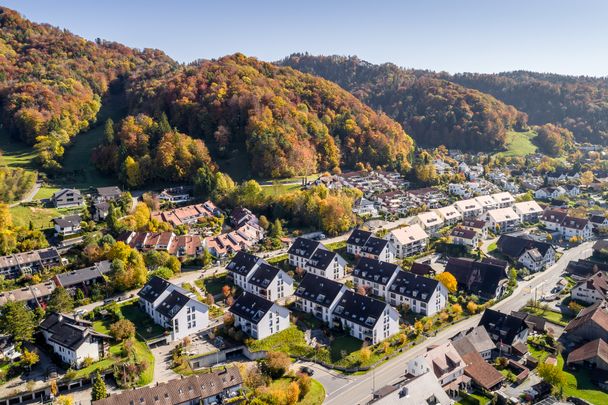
xmin=299 ymin=366 xmax=314 ymax=376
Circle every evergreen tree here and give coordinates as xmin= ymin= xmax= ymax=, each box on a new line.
xmin=92 ymin=371 xmax=107 ymax=401
xmin=47 ymin=287 xmax=75 ymax=313
xmin=0 ymin=301 xmax=36 ymax=343
xmin=104 ymin=118 xmax=114 ymax=145
xmin=270 ymin=219 xmax=284 ymax=238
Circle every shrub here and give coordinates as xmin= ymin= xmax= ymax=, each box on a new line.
xmin=110 ymin=319 xmax=136 ymax=341
xmin=261 ymin=351 xmax=291 ymax=379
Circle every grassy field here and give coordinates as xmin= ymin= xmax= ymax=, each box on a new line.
xmin=0 ymin=129 xmax=38 ymax=171
xmin=523 ymin=305 xmax=572 ymax=326
xmin=495 ymin=130 xmax=538 ymax=158
xmin=9 ymin=206 xmax=62 ymax=229
xmin=456 ymin=392 xmax=491 ymax=405
xmin=33 ymin=186 xmax=60 ymax=200
xmin=261 ymin=183 xmax=302 ymax=197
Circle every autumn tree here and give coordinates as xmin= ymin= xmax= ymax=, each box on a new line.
xmin=21 ymin=349 xmax=40 ymax=369
xmin=110 ymin=319 xmax=136 ymax=341
xmin=360 ymin=346 xmax=372 ymax=362
xmin=467 ymin=301 xmax=478 ymax=314
xmin=92 ymin=371 xmax=108 ymax=401
xmin=437 ymin=272 xmax=457 ymax=293
xmin=261 ymin=351 xmax=291 ymax=379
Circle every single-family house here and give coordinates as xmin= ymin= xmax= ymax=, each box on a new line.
xmin=51 ymin=188 xmax=84 ymax=208
xmin=496 ymin=234 xmax=556 ymax=272
xmin=461 ymin=219 xmax=488 ymax=239
xmin=450 ymin=227 xmax=481 ymax=251
xmin=566 ymin=338 xmax=608 ymax=371
xmin=53 ymin=214 xmax=82 ymax=237
xmin=571 ymin=272 xmax=608 ymax=305
xmin=444 ymin=257 xmax=508 ymax=299
xmin=478 ymin=309 xmax=529 ymax=355
xmin=95 ymin=186 xmax=122 ymax=202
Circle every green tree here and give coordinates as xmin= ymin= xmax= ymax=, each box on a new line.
xmin=269 ymin=219 xmax=284 ymax=238
xmin=91 ymin=371 xmax=108 ymax=401
xmin=21 ymin=349 xmax=40 ymax=370
xmin=0 ymin=301 xmax=36 ymax=343
xmin=110 ymin=319 xmax=136 ymax=341
xmin=104 ymin=118 xmax=114 ymax=145
xmin=48 ymin=287 xmax=75 ymax=313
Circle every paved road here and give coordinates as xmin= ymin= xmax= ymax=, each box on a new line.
xmin=9 ymin=181 xmax=42 ymax=207
xmin=322 ymin=241 xmax=594 ymax=405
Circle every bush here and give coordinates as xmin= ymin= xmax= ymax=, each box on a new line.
xmin=261 ymin=351 xmax=291 ymax=379
xmin=110 ymin=319 xmax=136 ymax=341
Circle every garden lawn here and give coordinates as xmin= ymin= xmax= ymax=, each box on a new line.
xmin=33 ymin=186 xmax=60 ymax=201
xmin=9 ymin=205 xmax=61 ymax=229
xmin=267 ymin=377 xmax=325 ymax=405
xmin=267 ymin=254 xmax=288 ymax=265
xmin=247 ymin=326 xmax=312 ymax=357
xmin=116 ymin=301 xmax=166 ymax=340
xmin=261 ymin=183 xmax=301 ymax=197
xmin=456 ymin=392 xmax=491 ymax=405
xmin=523 ymin=306 xmax=572 ymax=326
xmin=328 ymin=335 xmax=362 ymax=363
xmin=201 ymin=274 xmax=230 ymax=296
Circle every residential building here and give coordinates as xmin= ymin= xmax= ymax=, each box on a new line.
xmin=491 ymin=192 xmax=515 ymax=208
xmin=157 ymin=186 xmax=193 ymax=203
xmin=513 ymin=201 xmax=543 ymax=223
xmin=230 ymin=207 xmax=259 ymax=229
xmin=415 ymin=211 xmax=444 ymax=234
xmin=511 ymin=311 xmax=547 ymax=333
xmin=434 ymin=205 xmax=463 ymax=226
xmin=541 ymin=209 xmax=592 ymax=241
xmin=294 ymin=273 xmax=347 ymax=323
xmin=138 ymin=277 xmax=209 ymax=342
xmin=359 ymin=236 xmax=395 ymax=262
xmin=39 ymin=313 xmax=110 ymax=368
xmin=566 ymin=259 xmax=608 ymax=279
xmin=51 ymin=188 xmax=83 ymax=208
xmin=0 ymin=247 xmax=61 ymax=279
xmin=571 ymin=272 xmax=608 ymax=305
xmin=452 ymin=336 xmax=505 ymax=391
xmin=386 ymin=225 xmax=428 ymax=259
xmin=564 ymin=299 xmax=608 ymax=343
xmin=540 ymin=209 xmax=568 ymax=231
xmin=484 ymin=207 xmax=520 ymax=233
xmin=454 ymin=199 xmax=483 ymax=219
xmin=369 ymin=371 xmax=453 ymax=405
xmin=410 ymin=262 xmax=436 ymax=277
xmin=226 ymin=251 xmax=264 ymax=290
xmin=151 ymin=201 xmax=218 ymax=226
xmin=590 ymin=215 xmax=608 ymax=232
xmin=95 ymin=186 xmax=122 ymax=202
xmin=535 ymin=186 xmax=566 ymax=200
xmin=475 ymin=195 xmax=499 ymax=212
xmin=352 ymin=257 xmax=400 ymax=298
xmin=53 ymin=261 xmax=111 ymax=292
xmin=353 ymin=197 xmax=379 ymax=217
xmin=566 ymin=338 xmax=608 ymax=371
xmin=450 ymin=227 xmax=481 ymax=251
xmin=304 ymin=249 xmax=347 ymax=280
xmin=461 ymin=219 xmax=488 ymax=239
xmin=93 ymin=201 xmax=110 ymax=221
xmin=406 ymin=342 xmax=470 ymax=397
xmin=0 ymin=281 xmax=56 ymax=308
xmin=53 ymin=214 xmax=82 ymax=236
xmin=93 ymin=367 xmax=242 ymax=405
xmin=331 ymin=290 xmax=399 ymax=344
xmin=246 ymin=262 xmax=294 ymax=302
xmin=407 ymin=187 xmax=448 ymax=209
xmin=287 ymin=237 xmax=326 ymax=269
xmin=122 ymin=231 xmax=206 ymax=258
xmin=451 ymin=326 xmax=496 ymax=360
xmin=445 ymin=257 xmax=508 ymax=299
xmin=386 ymin=271 xmax=448 ymax=316
xmin=346 ymin=229 xmax=373 ymax=256
xmin=496 ymin=234 xmax=556 ymax=272
xmin=229 ymin=292 xmax=290 ymax=340
xmin=204 ymin=223 xmax=264 ymax=257
xmin=478 ymin=309 xmax=529 ymax=355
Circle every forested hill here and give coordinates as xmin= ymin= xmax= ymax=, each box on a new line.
xmin=0 ymin=7 xmax=177 ymax=170
xmin=123 ymin=53 xmax=414 ymax=178
xmin=445 ymin=71 xmax=608 ymax=145
xmin=279 ymin=54 xmax=528 ymax=151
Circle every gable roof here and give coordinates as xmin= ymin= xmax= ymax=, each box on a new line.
xmin=229 ymin=292 xmax=275 ymax=324
xmin=156 ymin=290 xmax=193 ymax=319
xmin=566 ymin=259 xmax=608 ymax=278
xmin=497 ymin=234 xmax=554 ymax=259
xmin=53 ymin=214 xmax=82 ymax=228
xmin=347 ymin=229 xmax=372 ymax=247
xmin=567 ymin=338 xmax=608 ymax=365
xmin=353 ymin=257 xmax=400 ymax=286
xmin=294 ymin=273 xmax=344 ymax=308
xmin=248 ymin=263 xmax=281 ymax=288
xmin=410 ymin=262 xmax=435 ymax=276
xmin=55 ymin=261 xmax=111 ymax=288
xmin=387 ymin=271 xmax=440 ymax=303
xmin=452 ymin=336 xmax=505 ymax=390
xmin=574 ymin=272 xmax=608 ymax=300
xmin=40 ymin=313 xmax=109 ymax=351
xmin=287 ymin=237 xmax=322 ymax=259
xmin=360 ymin=236 xmax=389 ymax=256
xmin=138 ymin=276 xmax=172 ymax=303
xmin=510 ymin=311 xmax=546 ymax=332
xmin=96 ymin=186 xmax=122 ymax=198
xmin=479 ymin=309 xmax=529 ymax=345
xmin=540 ymin=209 xmax=568 ymax=224
xmin=52 ymin=188 xmax=82 ymax=200
xmin=306 ymin=249 xmax=340 ymax=271
xmin=445 ymin=257 xmax=507 ymax=298
xmin=225 ymin=251 xmax=262 ymax=277
xmin=564 ymin=300 xmax=608 ymax=338
xmin=332 ymin=290 xmax=388 ymax=329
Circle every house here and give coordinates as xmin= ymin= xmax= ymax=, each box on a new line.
xmin=346 ymin=229 xmax=373 ymax=256
xmin=454 ymin=199 xmax=484 ymax=218
xmin=0 ymin=281 xmax=56 ymax=308
xmin=158 ymin=186 xmax=193 ymax=203
xmin=445 ymin=257 xmax=508 ymax=299
xmin=352 ymin=257 xmax=400 ymax=298
xmin=39 ymin=313 xmax=111 ymax=369
xmin=566 ymin=338 xmax=608 ymax=371
xmin=53 ymin=214 xmax=82 ymax=236
xmin=151 ymin=201 xmax=218 ymax=226
xmin=93 ymin=201 xmax=110 ymax=221
xmin=410 ymin=262 xmax=436 ymax=277
xmin=478 ymin=309 xmax=529 ymax=355
xmin=593 ymin=239 xmax=608 ymax=256
xmin=571 ymin=272 xmax=608 ymax=305
xmin=450 ymin=227 xmax=481 ymax=251
xmin=386 ymin=271 xmax=448 ymax=316
xmin=204 ymin=223 xmax=264 ymax=257
xmin=540 ymin=209 xmax=592 ymax=241
xmin=294 ymin=273 xmax=347 ymax=323
xmin=513 ymin=201 xmax=543 ymax=223
xmin=475 ymin=195 xmax=499 ymax=212
xmin=491 ymin=192 xmax=515 ymax=208
xmin=51 ymin=188 xmax=84 ymax=208
xmin=359 ymin=236 xmax=395 ymax=262
xmin=95 ymin=186 xmax=122 ymax=202
xmin=535 ymin=186 xmax=566 ymax=200
xmin=407 ymin=187 xmax=448 ymax=209
xmin=566 ymin=259 xmax=608 ymax=279
xmin=452 ymin=335 xmax=505 ymax=391
xmin=406 ymin=342 xmax=470 ymax=397
xmin=304 ymin=249 xmax=347 ymax=280
xmin=590 ymin=215 xmax=608 ymax=232
xmin=122 ymin=231 xmax=206 ymax=258
xmin=287 ymin=237 xmax=326 ymax=269
xmin=0 ymin=335 xmax=21 ymax=362
xmin=540 ymin=209 xmax=568 ymax=231
xmin=386 ymin=225 xmax=428 ymax=259
xmin=564 ymin=297 xmax=608 ymax=343
xmin=93 ymin=367 xmax=242 ymax=405
xmin=230 ymin=207 xmax=259 ymax=229
xmin=461 ymin=219 xmax=488 ymax=239
xmin=229 ymin=292 xmax=290 ymax=340
xmin=564 ymin=184 xmax=581 ymax=197
xmin=331 ymin=290 xmax=399 ymax=344
xmin=496 ymin=234 xmax=556 ymax=272
xmin=369 ymin=371 xmax=453 ymax=405
xmin=451 ymin=326 xmax=496 ymax=360
xmin=138 ymin=277 xmax=209 ymax=342
xmin=353 ymin=197 xmax=378 ymax=217
xmin=510 ymin=311 xmax=547 ymax=333
xmin=246 ymin=262 xmax=294 ymax=302
xmin=0 ymin=247 xmax=61 ymax=279
xmin=415 ymin=211 xmax=444 ymax=235
xmin=484 ymin=207 xmax=520 ymax=233
xmin=53 ymin=261 xmax=112 ymax=292
xmin=434 ymin=205 xmax=463 ymax=226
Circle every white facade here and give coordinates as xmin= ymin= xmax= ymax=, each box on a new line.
xmin=296 ymin=288 xmax=346 ymax=324
xmin=43 ymin=332 xmax=101 ymax=368
xmin=386 ymin=282 xmax=448 ymax=316
xmin=475 ymin=195 xmax=499 ymax=212
xmin=491 ymin=192 xmax=515 ymax=208
xmin=386 ymin=225 xmax=429 ymax=259
xmin=485 ymin=207 xmax=521 ymax=233
xmin=433 ymin=205 xmax=462 ymax=226
xmin=233 ymin=304 xmax=290 ymax=340
xmin=454 ymin=199 xmax=484 ymax=218
xmin=415 ymin=211 xmax=444 ymax=234
xmin=513 ymin=201 xmax=543 ymax=222
xmin=518 ymin=247 xmax=556 ymax=272
xmin=334 ymin=305 xmax=399 ymax=345
xmin=353 ymin=271 xmax=399 ymax=298
xmin=571 ymin=273 xmax=608 ymax=305
xmin=247 ymin=271 xmax=294 ymax=302
xmin=304 ymin=254 xmax=346 ymax=280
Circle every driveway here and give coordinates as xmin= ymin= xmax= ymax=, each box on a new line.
xmin=151 ymin=342 xmax=180 ymax=384
xmin=291 ymin=360 xmax=354 ymax=398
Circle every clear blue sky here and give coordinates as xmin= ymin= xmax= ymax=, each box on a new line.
xmin=4 ymin=0 xmax=608 ymax=76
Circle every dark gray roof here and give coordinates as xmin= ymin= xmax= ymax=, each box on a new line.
xmin=40 ymin=313 xmax=108 ymax=351
xmin=226 ymin=251 xmax=262 ymax=277
xmin=248 ymin=263 xmax=281 ymax=288
xmin=56 ymin=261 xmax=111 ymax=288
xmin=332 ymin=290 xmax=388 ymax=329
xmin=353 ymin=257 xmax=399 ymax=286
xmin=53 ymin=214 xmax=82 ymax=228
xmin=410 ymin=262 xmax=435 ymax=276
xmin=306 ymin=249 xmax=339 ymax=271
xmin=96 ymin=186 xmax=122 ymax=198
xmin=479 ymin=309 xmax=528 ymax=346
xmin=497 ymin=234 xmax=554 ymax=258
xmin=38 ymin=247 xmax=60 ymax=261
xmin=360 ymin=236 xmax=389 ymax=257
xmin=387 ymin=271 xmax=439 ymax=303
xmin=229 ymin=292 xmax=274 ymax=324
xmin=450 ymin=227 xmax=478 ymax=239
xmin=288 ymin=237 xmax=322 ymax=259
xmin=566 ymin=260 xmax=608 ymax=278
xmin=138 ymin=276 xmax=171 ymax=303
xmin=347 ymin=229 xmax=372 ymax=247
xmin=52 ymin=188 xmax=82 ymax=200
xmin=295 ymin=273 xmax=344 ymax=308
xmin=445 ymin=257 xmax=507 ymax=298
xmin=156 ymin=290 xmax=191 ymax=319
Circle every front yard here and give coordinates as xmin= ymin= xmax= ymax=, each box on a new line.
xmin=522 ymin=305 xmax=572 ymax=326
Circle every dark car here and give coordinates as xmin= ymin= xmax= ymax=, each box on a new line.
xmin=299 ymin=366 xmax=314 ymax=376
